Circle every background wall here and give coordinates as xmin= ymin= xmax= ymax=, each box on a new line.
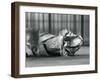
xmin=26 ymin=12 xmax=89 ymax=45
xmin=0 ymin=0 xmax=100 ymax=80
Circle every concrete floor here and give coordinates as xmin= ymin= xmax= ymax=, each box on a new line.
xmin=26 ymin=46 xmax=89 ymax=67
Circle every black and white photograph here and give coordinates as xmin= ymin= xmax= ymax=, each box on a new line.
xmin=11 ymin=2 xmax=97 ymax=78
xmin=25 ymin=12 xmax=90 ymax=67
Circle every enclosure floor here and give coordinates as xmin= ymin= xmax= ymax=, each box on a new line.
xmin=26 ymin=46 xmax=89 ymax=67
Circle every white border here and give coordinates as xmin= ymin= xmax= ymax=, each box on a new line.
xmin=19 ymin=6 xmax=95 ymax=74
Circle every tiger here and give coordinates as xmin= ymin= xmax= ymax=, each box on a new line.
xmin=26 ymin=29 xmax=83 ymax=57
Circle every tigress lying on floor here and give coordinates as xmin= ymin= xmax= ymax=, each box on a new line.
xmin=26 ymin=29 xmax=83 ymax=57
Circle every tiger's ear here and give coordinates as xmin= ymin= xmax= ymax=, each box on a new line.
xmin=78 ymin=35 xmax=83 ymax=41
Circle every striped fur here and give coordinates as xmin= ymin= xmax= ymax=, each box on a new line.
xmin=26 ymin=29 xmax=83 ymax=57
